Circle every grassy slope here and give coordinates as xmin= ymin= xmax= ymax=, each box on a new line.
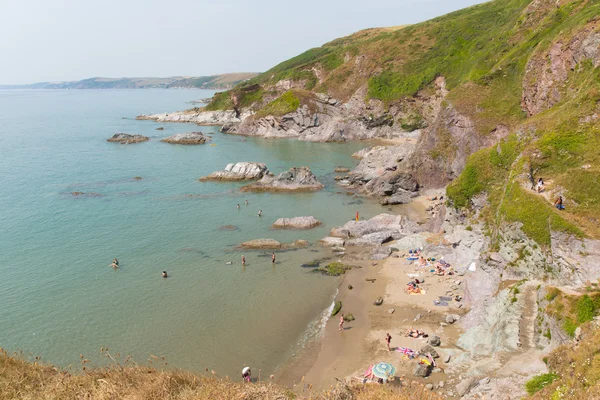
xmin=0 ymin=349 xmax=441 ymax=400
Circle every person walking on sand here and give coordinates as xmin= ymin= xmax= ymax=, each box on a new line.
xmin=385 ymin=333 xmax=392 ymax=351
xmin=271 ymin=252 xmax=276 ymax=264
xmin=242 ymin=255 xmax=246 ymax=266
xmin=339 ymin=313 xmax=345 ymax=331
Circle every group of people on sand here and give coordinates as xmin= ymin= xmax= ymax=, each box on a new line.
xmin=433 ymin=259 xmax=454 ymax=276
xmin=406 ymin=279 xmax=423 ymax=294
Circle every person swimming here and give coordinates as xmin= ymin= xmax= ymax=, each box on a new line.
xmin=237 ymin=204 xmax=240 ymax=209
xmin=113 ymin=258 xmax=119 ymax=266
xmin=258 ymin=210 xmax=262 ymax=217
xmin=162 ymin=271 xmax=168 ymax=278
xmin=245 ymin=199 xmax=249 ymax=206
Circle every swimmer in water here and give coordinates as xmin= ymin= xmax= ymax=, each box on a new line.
xmin=162 ymin=271 xmax=168 ymax=278
xmin=245 ymin=199 xmax=248 ymax=206
xmin=258 ymin=210 xmax=262 ymax=217
xmin=237 ymin=204 xmax=240 ymax=209
xmin=113 ymin=258 xmax=119 ymax=266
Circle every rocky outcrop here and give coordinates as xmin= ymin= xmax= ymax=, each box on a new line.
xmin=137 ymin=109 xmax=252 ymax=125
xmin=107 ymin=133 xmax=149 ymax=144
xmin=272 ymin=216 xmax=322 ymax=229
xmin=200 ymin=162 xmax=271 ymax=181
xmin=522 ymin=25 xmax=600 ymax=116
xmin=160 ymin=132 xmax=210 ymax=144
xmin=319 ymin=237 xmax=345 ymax=247
xmin=241 ymin=167 xmax=324 ymax=192
xmin=330 ymin=213 xmax=419 ymax=242
xmin=240 ymin=239 xmax=281 ymax=249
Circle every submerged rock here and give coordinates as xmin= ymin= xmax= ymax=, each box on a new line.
xmin=107 ymin=133 xmax=149 ymax=144
xmin=200 ymin=162 xmax=271 ymax=181
xmin=160 ymin=132 xmax=210 ymax=144
xmin=241 ymin=166 xmax=324 ymax=192
xmin=240 ymin=239 xmax=281 ymax=249
xmin=272 ymin=216 xmax=322 ymax=229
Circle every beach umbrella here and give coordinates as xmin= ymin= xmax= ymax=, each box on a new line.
xmin=371 ymin=362 xmax=396 ymax=379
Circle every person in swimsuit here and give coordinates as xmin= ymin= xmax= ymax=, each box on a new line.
xmin=162 ymin=271 xmax=168 ymax=278
xmin=113 ymin=258 xmax=119 ymax=266
xmin=241 ymin=255 xmax=246 ymax=266
xmin=385 ymin=333 xmax=392 ymax=351
xmin=245 ymin=200 xmax=248 ymax=206
xmin=258 ymin=210 xmax=263 ymax=217
xmin=271 ymin=252 xmax=276 ymax=264
xmin=339 ymin=313 xmax=345 ymax=331
xmin=237 ymin=204 xmax=240 ymax=209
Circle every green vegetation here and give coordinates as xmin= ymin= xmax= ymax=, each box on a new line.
xmin=343 ymin=313 xmax=356 ymax=322
xmin=399 ymin=114 xmax=426 ymax=132
xmin=255 ymin=91 xmax=300 ymax=117
xmin=525 ymin=373 xmax=558 ymax=395
xmin=331 ymin=300 xmax=342 ymax=316
xmin=315 ymin=262 xmax=353 ymax=276
xmin=545 ymin=289 xmax=600 ymax=338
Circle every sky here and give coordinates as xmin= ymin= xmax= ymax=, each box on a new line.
xmin=0 ymin=0 xmax=486 ymax=84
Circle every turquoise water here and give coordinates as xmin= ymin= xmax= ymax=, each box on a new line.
xmin=0 ymin=89 xmax=389 ymax=378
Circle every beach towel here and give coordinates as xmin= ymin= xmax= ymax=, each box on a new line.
xmin=395 ymin=347 xmax=416 ymax=358
xmin=409 ymin=290 xmax=427 ymax=295
xmin=406 ymin=257 xmax=418 ymax=261
xmin=407 ymin=273 xmax=421 ymax=278
xmin=439 ymin=296 xmax=452 ymax=301
xmin=434 ymin=300 xmax=449 ymax=306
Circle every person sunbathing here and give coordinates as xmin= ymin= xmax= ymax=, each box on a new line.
xmin=407 ymin=285 xmax=422 ymax=294
xmin=419 ymin=256 xmax=428 ymax=266
xmin=405 ymin=328 xmax=427 ymax=338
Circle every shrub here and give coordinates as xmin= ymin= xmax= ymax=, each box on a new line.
xmin=525 ymin=373 xmax=558 ymax=395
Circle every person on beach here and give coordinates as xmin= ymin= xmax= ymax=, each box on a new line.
xmin=385 ymin=333 xmax=392 ymax=351
xmin=258 ymin=210 xmax=263 ymax=217
xmin=339 ymin=313 xmax=345 ymax=331
xmin=271 ymin=252 xmax=276 ymax=264
xmin=242 ymin=255 xmax=246 ymax=266
xmin=162 ymin=271 xmax=168 ymax=278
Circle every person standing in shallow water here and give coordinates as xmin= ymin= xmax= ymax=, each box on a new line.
xmin=245 ymin=199 xmax=248 ymax=206
xmin=258 ymin=210 xmax=262 ymax=217
xmin=237 ymin=204 xmax=240 ymax=210
xmin=241 ymin=255 xmax=246 ymax=266
xmin=162 ymin=271 xmax=168 ymax=278
xmin=271 ymin=252 xmax=276 ymax=264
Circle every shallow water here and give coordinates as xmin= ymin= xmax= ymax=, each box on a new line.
xmin=0 ymin=89 xmax=398 ymax=378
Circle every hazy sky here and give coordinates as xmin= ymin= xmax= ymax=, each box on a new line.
xmin=0 ymin=0 xmax=486 ymax=84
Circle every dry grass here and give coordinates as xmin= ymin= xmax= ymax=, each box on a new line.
xmin=0 ymin=349 xmax=445 ymax=400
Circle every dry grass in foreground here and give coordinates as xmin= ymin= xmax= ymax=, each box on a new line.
xmin=0 ymin=349 xmax=442 ymax=400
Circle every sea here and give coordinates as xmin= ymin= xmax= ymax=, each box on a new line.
xmin=0 ymin=89 xmax=403 ymax=379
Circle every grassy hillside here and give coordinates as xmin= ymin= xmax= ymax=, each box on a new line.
xmin=203 ymin=0 xmax=600 ymax=246
xmin=0 ymin=349 xmax=440 ymax=400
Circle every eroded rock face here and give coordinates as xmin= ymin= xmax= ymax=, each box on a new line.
xmin=240 ymin=239 xmax=281 ymax=249
xmin=330 ymin=213 xmax=419 ymax=239
xmin=160 ymin=132 xmax=210 ymax=144
xmin=272 ymin=216 xmax=322 ymax=229
xmin=319 ymin=237 xmax=345 ymax=247
xmin=522 ymin=26 xmax=600 ymax=116
xmin=200 ymin=162 xmax=271 ymax=181
xmin=137 ymin=109 xmax=251 ymax=125
xmin=241 ymin=167 xmax=324 ymax=192
xmin=107 ymin=133 xmax=149 ymax=144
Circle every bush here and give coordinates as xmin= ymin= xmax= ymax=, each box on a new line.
xmin=576 ymin=295 xmax=596 ymax=323
xmin=256 ymin=91 xmax=300 ymax=117
xmin=525 ymin=373 xmax=558 ymax=395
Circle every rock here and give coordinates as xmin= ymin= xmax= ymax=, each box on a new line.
xmin=200 ymin=162 xmax=271 ymax=181
xmin=575 ymin=326 xmax=583 ymax=341
xmin=344 ymin=313 xmax=355 ymax=322
xmin=438 ymin=381 xmax=445 ymax=388
xmin=291 ymin=240 xmax=309 ymax=247
xmin=479 ymin=377 xmax=491 ymax=386
xmin=426 ymin=384 xmax=434 ymax=391
xmin=319 ymin=237 xmax=345 ymax=247
xmin=420 ymin=345 xmax=439 ymax=359
xmin=414 ymin=364 xmax=432 ymax=377
xmin=334 ymin=167 xmax=350 ymax=173
xmin=373 ymin=297 xmax=384 ymax=306
xmin=219 ymin=225 xmax=239 ymax=231
xmin=155 ymin=127 xmax=164 ymax=130
xmin=428 ymin=335 xmax=441 ymax=347
xmin=272 ymin=216 xmax=322 ymax=229
xmin=445 ymin=314 xmax=460 ymax=324
xmin=160 ymin=132 xmax=210 ymax=144
xmin=331 ymin=246 xmax=345 ymax=253
xmin=137 ymin=109 xmax=249 ymax=125
xmin=414 ymin=314 xmax=422 ymax=321
xmin=241 ymin=166 xmax=324 ymax=192
xmin=133 ymin=176 xmax=143 ymax=180
xmin=447 ymin=391 xmax=454 ymax=397
xmin=388 ymin=308 xmax=395 ymax=314
xmin=444 ymin=354 xmax=451 ymax=363
xmin=107 ymin=133 xmax=149 ymax=144
xmin=331 ymin=213 xmax=417 ymax=240
xmin=370 ymin=246 xmax=393 ymax=260
xmin=348 ymin=285 xmax=353 ymax=290
xmin=455 ymin=377 xmax=478 ymax=397
xmin=240 ymin=239 xmax=281 ymax=249
xmin=352 ymin=147 xmax=372 ymax=159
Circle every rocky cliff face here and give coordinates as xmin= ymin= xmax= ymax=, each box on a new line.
xmin=241 ymin=166 xmax=324 ymax=192
xmin=200 ymin=162 xmax=271 ymax=181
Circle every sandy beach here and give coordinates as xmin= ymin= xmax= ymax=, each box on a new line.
xmin=286 ymin=235 xmax=468 ymax=394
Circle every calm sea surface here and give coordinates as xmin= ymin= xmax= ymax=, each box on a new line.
xmin=0 ymin=89 xmax=391 ymax=378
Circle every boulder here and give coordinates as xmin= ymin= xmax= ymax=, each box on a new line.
xmin=334 ymin=167 xmax=351 ymax=173
xmin=272 ymin=216 xmax=322 ymax=229
xmin=371 ymin=246 xmax=393 ymax=260
xmin=200 ymin=162 xmax=271 ymax=181
xmin=107 ymin=133 xmax=149 ymax=144
xmin=241 ymin=166 xmax=324 ymax=192
xmin=420 ymin=345 xmax=439 ymax=359
xmin=320 ymin=237 xmax=345 ymax=247
xmin=330 ymin=213 xmax=415 ymax=239
xmin=445 ymin=314 xmax=461 ymax=324
xmin=455 ymin=377 xmax=478 ymax=397
xmin=160 ymin=132 xmax=210 ymax=144
xmin=374 ymin=297 xmax=384 ymax=306
xmin=346 ymin=231 xmax=397 ymax=247
xmin=428 ymin=335 xmax=441 ymax=347
xmin=414 ymin=364 xmax=432 ymax=377
xmin=352 ymin=147 xmax=372 ymax=159
xmin=240 ymin=239 xmax=281 ymax=249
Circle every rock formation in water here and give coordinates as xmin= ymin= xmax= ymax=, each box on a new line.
xmin=160 ymin=132 xmax=210 ymax=144
xmin=107 ymin=133 xmax=149 ymax=144
xmin=272 ymin=216 xmax=322 ymax=229
xmin=241 ymin=166 xmax=323 ymax=192
xmin=200 ymin=162 xmax=271 ymax=181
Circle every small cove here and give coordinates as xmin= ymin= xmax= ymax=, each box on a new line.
xmin=0 ymin=89 xmax=415 ymax=379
